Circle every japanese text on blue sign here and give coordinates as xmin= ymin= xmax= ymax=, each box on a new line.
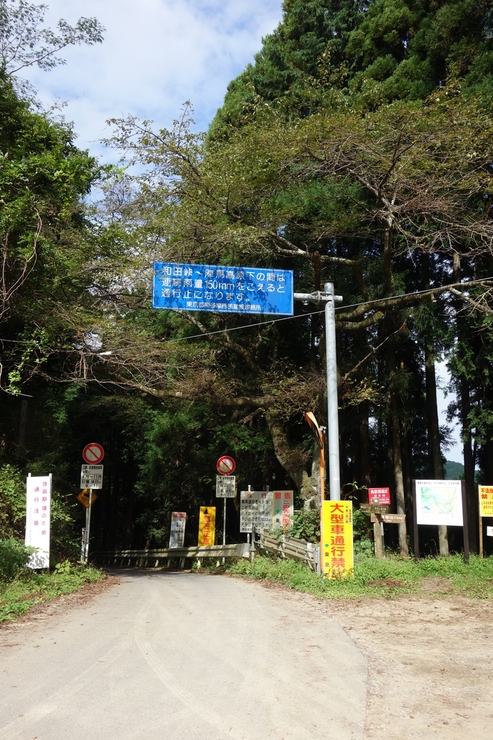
xmin=153 ymin=262 xmax=294 ymax=316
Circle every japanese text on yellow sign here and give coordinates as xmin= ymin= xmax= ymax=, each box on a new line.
xmin=321 ymin=500 xmax=353 ymax=578
xmin=198 ymin=506 xmax=216 ymax=546
xmin=479 ymin=486 xmax=493 ymax=517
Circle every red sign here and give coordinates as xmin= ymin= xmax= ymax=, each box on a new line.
xmin=368 ymin=487 xmax=391 ymax=505
xmin=82 ymin=443 xmax=105 ymax=465
xmin=216 ymin=456 xmax=236 ymax=475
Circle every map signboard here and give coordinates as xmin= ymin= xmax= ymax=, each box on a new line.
xmin=415 ymin=479 xmax=463 ymax=527
xmin=153 ymin=262 xmax=293 ymax=316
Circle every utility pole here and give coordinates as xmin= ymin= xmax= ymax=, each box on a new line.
xmin=294 ymin=283 xmax=342 ymax=501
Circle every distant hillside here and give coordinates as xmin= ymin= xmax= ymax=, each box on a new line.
xmin=445 ymin=460 xmax=464 ymax=480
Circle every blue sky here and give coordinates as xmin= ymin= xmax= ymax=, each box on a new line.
xmin=22 ymin=0 xmax=283 ymax=161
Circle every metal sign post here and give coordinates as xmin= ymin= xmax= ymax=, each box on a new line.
xmin=84 ymin=488 xmax=93 ymax=564
xmin=295 ymin=284 xmax=342 ymax=500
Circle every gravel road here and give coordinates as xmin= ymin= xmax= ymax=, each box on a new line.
xmin=0 ymin=572 xmax=367 ymax=740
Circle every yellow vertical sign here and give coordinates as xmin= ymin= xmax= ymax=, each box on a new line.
xmin=479 ymin=486 xmax=493 ymax=517
xmin=321 ymin=500 xmax=354 ymax=578
xmin=198 ymin=506 xmax=216 ymax=546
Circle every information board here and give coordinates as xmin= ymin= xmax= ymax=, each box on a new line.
xmin=415 ymin=479 xmax=463 ymax=526
xmin=153 ymin=262 xmax=293 ymax=316
xmin=240 ymin=491 xmax=274 ymax=533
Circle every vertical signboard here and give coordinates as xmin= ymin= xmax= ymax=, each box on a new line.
xmin=321 ymin=500 xmax=353 ymax=578
xmin=25 ymin=474 xmax=52 ymax=569
xmin=272 ymin=490 xmax=294 ymax=529
xmin=198 ymin=507 xmax=216 ymax=546
xmin=169 ymin=512 xmax=187 ymax=548
xmin=479 ymin=485 xmax=493 ymax=518
xmin=478 ymin=485 xmax=493 ymax=557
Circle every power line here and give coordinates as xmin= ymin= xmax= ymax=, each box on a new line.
xmin=165 ymin=277 xmax=493 ymax=343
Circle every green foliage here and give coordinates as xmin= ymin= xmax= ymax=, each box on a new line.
xmin=0 ymin=0 xmax=104 ymax=77
xmin=229 ymin=554 xmax=493 ymax=599
xmin=0 ymin=464 xmax=26 ymax=538
xmin=0 ymin=564 xmax=105 ymax=622
xmin=211 ymin=0 xmax=493 ymax=136
xmin=287 ymin=509 xmax=320 ymax=543
xmin=0 ymin=537 xmax=31 ymax=581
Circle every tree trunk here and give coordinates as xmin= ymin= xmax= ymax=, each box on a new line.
xmin=453 ymin=254 xmax=478 ymax=553
xmin=390 ymin=391 xmax=409 ymax=557
xmin=422 ymin=252 xmax=449 ymax=554
xmin=264 ymin=409 xmax=308 ymax=493
xmin=358 ymin=401 xmax=371 ymax=489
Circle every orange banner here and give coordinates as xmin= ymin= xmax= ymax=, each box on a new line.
xmin=198 ymin=506 xmax=216 ymax=546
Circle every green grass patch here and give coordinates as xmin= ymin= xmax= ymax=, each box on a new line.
xmin=0 ymin=564 xmax=105 ymax=622
xmin=227 ymin=554 xmax=493 ymax=599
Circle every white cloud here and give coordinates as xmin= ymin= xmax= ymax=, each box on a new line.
xmin=21 ymin=0 xmax=283 ymax=159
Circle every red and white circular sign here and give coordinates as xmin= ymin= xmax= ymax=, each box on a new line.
xmin=82 ymin=443 xmax=105 ymax=465
xmin=216 ymin=456 xmax=236 ymax=475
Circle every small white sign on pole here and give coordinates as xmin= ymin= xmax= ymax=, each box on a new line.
xmin=25 ymin=474 xmax=52 ymax=568
xmin=487 ymin=526 xmax=493 ymax=538
xmin=216 ymin=475 xmax=236 ymax=498
xmin=80 ymin=465 xmax=104 ymax=489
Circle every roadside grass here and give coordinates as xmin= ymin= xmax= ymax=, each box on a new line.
xmin=226 ymin=554 xmax=493 ymax=599
xmin=0 ymin=564 xmax=105 ymax=623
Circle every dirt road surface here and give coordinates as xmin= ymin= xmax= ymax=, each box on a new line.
xmin=0 ymin=572 xmax=366 ymax=740
xmin=1 ymin=572 xmax=492 ymax=739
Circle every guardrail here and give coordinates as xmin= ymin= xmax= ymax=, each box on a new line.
xmin=255 ymin=532 xmax=320 ymax=572
xmin=95 ymin=543 xmax=250 ymax=568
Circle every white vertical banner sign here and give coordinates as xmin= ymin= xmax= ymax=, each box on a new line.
xmin=25 ymin=474 xmax=52 ymax=569
xmin=169 ymin=512 xmax=187 ymax=548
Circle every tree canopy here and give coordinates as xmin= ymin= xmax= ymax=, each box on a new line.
xmin=2 ymin=0 xmax=493 ymax=558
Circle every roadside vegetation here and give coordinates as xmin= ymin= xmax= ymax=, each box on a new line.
xmin=0 ymin=538 xmax=105 ymax=623
xmin=227 ymin=553 xmax=493 ymax=600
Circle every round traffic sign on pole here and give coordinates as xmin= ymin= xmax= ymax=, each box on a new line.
xmin=82 ymin=443 xmax=105 ymax=465
xmin=216 ymin=456 xmax=236 ymax=475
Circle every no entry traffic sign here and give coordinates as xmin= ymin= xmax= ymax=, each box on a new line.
xmin=216 ymin=456 xmax=236 ymax=475
xmin=82 ymin=443 xmax=105 ymax=465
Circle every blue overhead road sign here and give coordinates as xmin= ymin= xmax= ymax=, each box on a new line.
xmin=153 ymin=262 xmax=294 ymax=316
